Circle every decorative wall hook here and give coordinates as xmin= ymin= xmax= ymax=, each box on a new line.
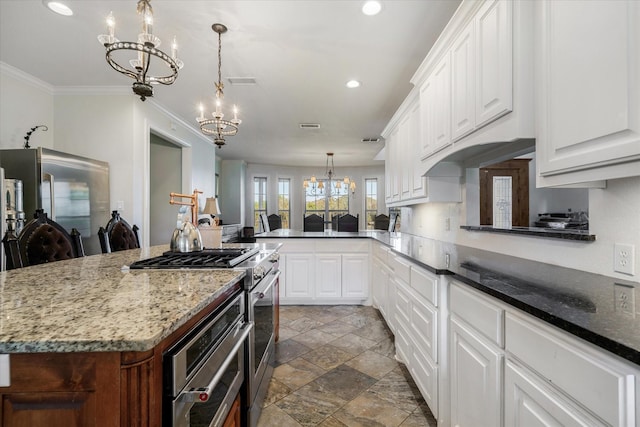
xmin=23 ymin=125 xmax=48 ymax=149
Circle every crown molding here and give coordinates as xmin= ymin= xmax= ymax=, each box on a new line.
xmin=147 ymin=98 xmax=214 ymax=145
xmin=0 ymin=61 xmax=55 ymax=95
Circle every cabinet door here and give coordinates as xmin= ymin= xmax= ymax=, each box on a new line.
xmin=505 ymin=360 xmax=605 ymax=427
xmin=475 ymin=0 xmax=513 ymax=127
xmin=2 ymin=392 xmax=95 ymax=427
xmin=342 ymin=253 xmax=369 ymax=299
xmin=285 ymin=253 xmax=314 ymax=298
xmin=388 ymin=126 xmax=401 ymax=202
xmin=450 ymin=317 xmax=503 ymax=427
xmin=420 ymin=53 xmax=451 ymax=159
xmin=399 ymin=113 xmax=412 ymax=200
xmin=451 ymin=21 xmax=476 ymax=141
xmin=315 ymin=254 xmax=341 ymax=298
xmin=371 ymin=258 xmax=384 ymax=310
xmin=536 ymin=0 xmax=640 ymax=185
xmin=409 ymin=100 xmax=427 ymax=198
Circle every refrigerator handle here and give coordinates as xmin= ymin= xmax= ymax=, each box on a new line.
xmin=44 ymin=173 xmax=55 ymax=220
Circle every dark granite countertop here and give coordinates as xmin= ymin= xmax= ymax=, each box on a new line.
xmin=460 ymin=225 xmax=596 ymax=241
xmin=256 ymin=230 xmax=639 ymax=365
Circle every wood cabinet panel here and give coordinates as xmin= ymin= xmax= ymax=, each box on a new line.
xmin=2 ymin=392 xmax=96 ymax=427
xmin=222 ymin=394 xmax=241 ymax=427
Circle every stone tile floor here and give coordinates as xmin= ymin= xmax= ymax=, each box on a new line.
xmin=257 ymin=305 xmax=438 ymax=427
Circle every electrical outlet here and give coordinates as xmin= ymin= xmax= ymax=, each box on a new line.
xmin=614 ymin=243 xmax=635 ymax=275
xmin=613 ymin=283 xmax=635 ymax=317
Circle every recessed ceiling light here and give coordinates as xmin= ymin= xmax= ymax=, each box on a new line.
xmin=43 ymin=1 xmax=73 ymax=16
xmin=346 ymin=80 xmax=361 ymax=89
xmin=362 ymin=1 xmax=382 ymax=16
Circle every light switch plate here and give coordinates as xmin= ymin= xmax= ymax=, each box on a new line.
xmin=0 ymin=354 xmax=10 ymax=387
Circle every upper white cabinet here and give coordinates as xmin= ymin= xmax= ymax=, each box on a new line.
xmin=451 ymin=21 xmax=476 ymax=141
xmin=420 ymin=53 xmax=452 ymax=158
xmin=475 ymin=0 xmax=513 ymax=127
xmin=535 ymin=0 xmax=640 ymax=186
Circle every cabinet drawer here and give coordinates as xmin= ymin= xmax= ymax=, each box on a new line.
xmin=409 ymin=338 xmax=439 ymax=419
xmin=394 ymin=280 xmax=412 ymax=327
xmin=390 ymin=253 xmax=411 ymax=284
xmin=450 ymin=282 xmax=504 ymax=347
xmin=410 ymin=265 xmax=438 ymax=306
xmin=506 ymin=313 xmax=638 ymax=427
xmin=372 ymin=243 xmax=389 ymax=263
xmin=410 ymin=296 xmax=437 ymax=362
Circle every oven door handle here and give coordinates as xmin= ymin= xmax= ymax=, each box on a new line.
xmin=178 ymin=321 xmax=253 ymax=404
xmin=254 ymin=269 xmax=280 ymax=299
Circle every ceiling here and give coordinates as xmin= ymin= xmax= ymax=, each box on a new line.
xmin=0 ymin=0 xmax=461 ymax=167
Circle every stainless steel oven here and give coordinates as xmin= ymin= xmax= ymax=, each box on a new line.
xmin=246 ymin=262 xmax=280 ymax=427
xmin=163 ymin=291 xmax=252 ymax=427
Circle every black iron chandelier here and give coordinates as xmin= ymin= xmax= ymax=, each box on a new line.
xmin=304 ymin=153 xmax=356 ymax=197
xmin=197 ymin=23 xmax=242 ymax=149
xmin=97 ymin=0 xmax=184 ymax=101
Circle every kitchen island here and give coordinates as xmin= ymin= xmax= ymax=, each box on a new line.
xmin=0 ymin=246 xmax=247 ymax=426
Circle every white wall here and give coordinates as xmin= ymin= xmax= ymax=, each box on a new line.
xmin=1 ymin=65 xmax=218 ymax=247
xmin=0 ymin=62 xmax=54 ymax=149
xmin=405 ymin=175 xmax=640 ymax=281
xmin=245 ymin=163 xmax=386 ymax=231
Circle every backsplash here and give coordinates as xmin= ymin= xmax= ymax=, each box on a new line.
xmin=405 ymin=175 xmax=640 ymax=281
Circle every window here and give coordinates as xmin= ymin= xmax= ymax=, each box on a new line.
xmin=304 ymin=179 xmax=349 ymax=227
xmin=278 ymin=178 xmax=290 ymax=229
xmin=253 ymin=177 xmax=267 ymax=230
xmin=364 ymin=178 xmax=377 ymax=230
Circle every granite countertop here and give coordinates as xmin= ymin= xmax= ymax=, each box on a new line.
xmin=257 ymin=229 xmax=640 ymax=365
xmin=0 ymin=246 xmax=246 ymax=353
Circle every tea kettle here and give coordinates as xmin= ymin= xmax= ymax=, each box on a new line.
xmin=170 ymin=214 xmax=203 ymax=253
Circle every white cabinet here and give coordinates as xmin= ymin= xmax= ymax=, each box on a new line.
xmin=450 ymin=282 xmax=504 ymax=427
xmin=285 ymin=253 xmax=314 ymax=298
xmin=314 ymin=254 xmax=341 ymax=299
xmin=342 ymin=253 xmax=369 ymax=299
xmin=399 ymin=113 xmax=412 ymax=200
xmin=408 ymin=100 xmax=427 ymax=199
xmin=451 ymin=20 xmax=476 ymax=141
xmin=420 ymin=53 xmax=452 ymax=159
xmin=535 ymin=0 xmax=640 ymax=186
xmin=475 ymin=0 xmax=513 ymax=127
xmin=505 ymin=359 xmax=605 ymax=427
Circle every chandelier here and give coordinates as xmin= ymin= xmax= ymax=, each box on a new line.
xmin=303 ymin=153 xmax=356 ymax=197
xmin=97 ymin=0 xmax=184 ymax=101
xmin=197 ymin=23 xmax=242 ymax=149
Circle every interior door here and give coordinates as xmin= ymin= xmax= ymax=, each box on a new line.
xmin=150 ymin=134 xmax=182 ymax=246
xmin=480 ymin=159 xmax=530 ymax=227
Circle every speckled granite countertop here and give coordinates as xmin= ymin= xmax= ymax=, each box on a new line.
xmin=257 ymin=230 xmax=640 ymax=365
xmin=0 ymin=246 xmax=246 ymax=353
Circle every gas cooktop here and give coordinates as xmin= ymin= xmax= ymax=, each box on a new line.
xmin=129 ymin=247 xmax=260 ymax=269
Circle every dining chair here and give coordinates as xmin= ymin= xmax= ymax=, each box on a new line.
xmin=337 ymin=213 xmax=359 ymax=232
xmin=98 ymin=210 xmax=140 ymax=253
xmin=303 ymin=214 xmax=324 ymax=232
xmin=2 ymin=209 xmax=84 ymax=270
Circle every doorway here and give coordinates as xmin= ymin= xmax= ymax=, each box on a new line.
xmin=150 ymin=134 xmax=182 ymax=245
xmin=479 ymin=159 xmax=530 ymax=227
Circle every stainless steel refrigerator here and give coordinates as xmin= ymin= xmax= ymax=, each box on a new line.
xmin=0 ymin=148 xmax=110 ymax=256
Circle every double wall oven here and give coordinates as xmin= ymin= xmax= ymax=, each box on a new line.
xmin=130 ymin=245 xmax=280 ymax=427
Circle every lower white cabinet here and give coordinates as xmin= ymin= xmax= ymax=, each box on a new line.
xmin=342 ymin=253 xmax=369 ymax=299
xmin=315 ymin=254 xmax=341 ymax=298
xmin=505 ymin=359 xmax=605 ymax=427
xmin=450 ymin=316 xmax=503 ymax=427
xmin=284 ymin=253 xmax=314 ymax=298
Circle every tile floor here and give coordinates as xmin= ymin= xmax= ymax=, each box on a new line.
xmin=257 ymin=305 xmax=438 ymax=427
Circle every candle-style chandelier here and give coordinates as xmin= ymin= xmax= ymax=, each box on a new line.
xmin=197 ymin=23 xmax=242 ymax=149
xmin=97 ymin=0 xmax=184 ymax=101
xmin=303 ymin=153 xmax=356 ymax=197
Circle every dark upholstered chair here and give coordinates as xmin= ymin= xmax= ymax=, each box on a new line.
xmin=374 ymin=214 xmax=390 ymax=231
xmin=2 ymin=209 xmax=84 ymax=270
xmin=98 ymin=210 xmax=140 ymax=253
xmin=303 ymin=214 xmax=324 ymax=232
xmin=337 ymin=213 xmax=359 ymax=232
xmin=267 ymin=214 xmax=282 ymax=231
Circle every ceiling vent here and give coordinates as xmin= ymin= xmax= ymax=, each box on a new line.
xmin=227 ymin=77 xmax=257 ymax=85
xmin=299 ymin=123 xmax=321 ymax=129
xmin=361 ymin=137 xmax=381 ymax=143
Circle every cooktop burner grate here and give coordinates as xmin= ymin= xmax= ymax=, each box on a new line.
xmin=129 ymin=247 xmax=260 ymax=269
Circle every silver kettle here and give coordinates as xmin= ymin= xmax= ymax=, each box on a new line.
xmin=170 ymin=219 xmax=203 ymax=253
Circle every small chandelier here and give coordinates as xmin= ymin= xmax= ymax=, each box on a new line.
xmin=197 ymin=23 xmax=242 ymax=149
xmin=97 ymin=0 xmax=184 ymax=101
xmin=304 ymin=153 xmax=356 ymax=196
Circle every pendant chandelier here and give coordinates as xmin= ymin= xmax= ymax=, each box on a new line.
xmin=197 ymin=23 xmax=242 ymax=149
xmin=97 ymin=0 xmax=184 ymax=101
xmin=303 ymin=153 xmax=356 ymax=196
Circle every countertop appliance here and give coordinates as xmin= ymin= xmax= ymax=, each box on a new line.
xmin=0 ymin=148 xmax=110 ymax=255
xmin=162 ymin=290 xmax=252 ymax=427
xmin=129 ymin=245 xmax=280 ymax=427
xmin=534 ymin=212 xmax=589 ymax=230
